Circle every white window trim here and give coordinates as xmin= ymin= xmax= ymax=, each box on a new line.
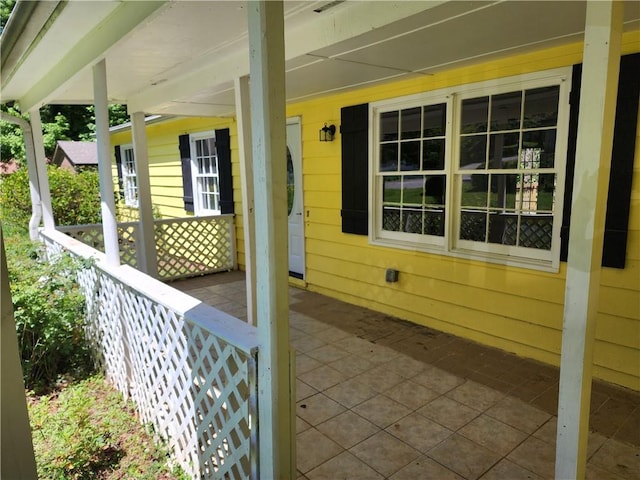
xmin=189 ymin=130 xmax=221 ymax=216
xmin=369 ymin=67 xmax=572 ymax=272
xmin=121 ymin=144 xmax=138 ymax=208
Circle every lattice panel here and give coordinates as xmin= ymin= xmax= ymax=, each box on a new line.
xmin=57 ymin=224 xmax=139 ymax=267
xmin=155 ymin=216 xmax=234 ymax=280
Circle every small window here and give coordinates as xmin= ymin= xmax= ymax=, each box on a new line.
xmin=121 ymin=145 xmax=138 ymax=207
xmin=190 ymin=132 xmax=220 ymax=215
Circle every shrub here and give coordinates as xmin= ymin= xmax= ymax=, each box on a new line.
xmin=0 ymin=165 xmax=102 ymax=229
xmin=7 ymin=234 xmax=93 ymax=392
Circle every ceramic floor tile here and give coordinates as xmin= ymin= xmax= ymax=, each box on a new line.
xmin=486 ymin=396 xmax=551 ymax=433
xmin=428 ymin=434 xmax=502 ymax=480
xmin=589 ymin=438 xmax=640 ymax=480
xmin=352 ymin=394 xmax=412 ymax=429
xmin=296 ymin=428 xmax=344 ymax=474
xmin=411 ymin=367 xmax=465 ymax=394
xmin=298 ymin=364 xmax=347 ymax=392
xmin=316 ymin=411 xmax=380 ymax=449
xmin=306 ymin=344 xmax=351 ymax=364
xmin=418 ymin=395 xmax=481 ymax=431
xmin=297 ymin=416 xmax=312 ymax=434
xmin=296 ymin=354 xmax=323 ymax=375
xmin=350 ymin=430 xmax=422 ymax=478
xmin=323 ymin=377 xmax=377 ymax=409
xmin=586 ymin=463 xmax=627 ymax=480
xmin=385 ymin=412 xmax=453 ymax=453
xmin=479 ymin=459 xmax=543 ymax=480
xmin=447 ymin=380 xmax=505 ymax=411
xmin=312 ymin=326 xmax=353 ymax=344
xmin=458 ymin=414 xmax=528 ymax=456
xmin=390 ymin=455 xmax=464 ymax=479
xmin=327 ymin=354 xmax=374 ymax=378
xmin=306 ymin=451 xmax=384 ymax=480
xmin=292 ymin=334 xmax=328 ymax=354
xmin=381 ymin=354 xmax=427 ymax=379
xmin=352 ymin=342 xmax=402 ymax=364
xmin=353 ymin=365 xmax=405 ymax=393
xmin=507 ymin=435 xmax=556 ymax=479
xmin=297 ymin=393 xmax=346 ymax=426
xmin=385 ymin=379 xmax=441 ymax=410
xmin=296 ymin=379 xmax=318 ymax=402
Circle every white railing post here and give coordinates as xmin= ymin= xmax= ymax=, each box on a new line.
xmin=556 ymin=2 xmax=623 ymax=479
xmin=247 ymin=1 xmax=292 ymax=478
xmin=28 ymin=108 xmax=55 ymax=231
xmin=93 ymin=59 xmax=121 ymax=267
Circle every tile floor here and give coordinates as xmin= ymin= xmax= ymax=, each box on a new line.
xmin=172 ymin=271 xmax=640 ymax=480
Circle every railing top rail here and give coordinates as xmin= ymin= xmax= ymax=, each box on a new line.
xmin=40 ymin=229 xmax=258 ymax=355
xmin=56 ymin=222 xmax=139 ymax=231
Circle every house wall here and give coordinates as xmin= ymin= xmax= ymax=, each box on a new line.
xmin=284 ymin=32 xmax=640 ymax=390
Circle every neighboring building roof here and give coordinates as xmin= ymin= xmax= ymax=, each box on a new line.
xmin=0 ymin=160 xmax=19 ymax=174
xmin=52 ymin=141 xmax=98 ymax=168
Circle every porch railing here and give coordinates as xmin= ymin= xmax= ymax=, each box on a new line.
xmin=56 ymin=214 xmax=236 ymax=280
xmin=39 ymin=229 xmax=259 ymax=480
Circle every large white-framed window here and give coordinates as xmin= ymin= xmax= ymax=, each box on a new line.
xmin=370 ymin=68 xmax=571 ymax=271
xmin=121 ymin=144 xmax=138 ymax=207
xmin=190 ymin=131 xmax=220 ymax=215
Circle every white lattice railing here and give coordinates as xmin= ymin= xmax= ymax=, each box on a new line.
xmin=40 ymin=229 xmax=259 ymax=480
xmin=56 ymin=214 xmax=236 ymax=280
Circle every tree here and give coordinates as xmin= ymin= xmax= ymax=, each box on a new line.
xmin=0 ymin=0 xmax=16 ymax=31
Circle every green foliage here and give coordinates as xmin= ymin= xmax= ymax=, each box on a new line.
xmin=29 ymin=375 xmax=188 ymax=480
xmin=7 ymin=235 xmax=93 ymax=392
xmin=0 ymin=0 xmax=16 ymax=30
xmin=0 ymin=166 xmax=102 ymax=228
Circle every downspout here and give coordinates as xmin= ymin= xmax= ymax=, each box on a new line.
xmin=0 ymin=112 xmax=43 ymax=240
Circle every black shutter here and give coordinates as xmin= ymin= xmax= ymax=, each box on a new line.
xmin=602 ymin=53 xmax=640 ymax=268
xmin=216 ymin=128 xmax=234 ymax=214
xmin=114 ymin=145 xmax=124 ymax=199
xmin=561 ymin=53 xmax=639 ymax=268
xmin=179 ymin=134 xmax=194 ymax=213
xmin=341 ymin=103 xmax=369 ymax=235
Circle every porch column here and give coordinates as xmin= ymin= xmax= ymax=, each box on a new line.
xmin=28 ymin=108 xmax=55 ymax=231
xmin=234 ymin=75 xmax=257 ymax=326
xmin=247 ymin=2 xmax=292 ymax=478
xmin=556 ymin=2 xmax=623 ymax=479
xmin=130 ymin=111 xmax=158 ymax=277
xmin=93 ymin=59 xmax=120 ymax=267
xmin=0 ymin=225 xmax=38 ymax=479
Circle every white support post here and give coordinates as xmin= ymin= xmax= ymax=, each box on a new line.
xmin=28 ymin=109 xmax=55 ymax=231
xmin=0 ymin=225 xmax=38 ymax=479
xmin=234 ymin=75 xmax=257 ymax=326
xmin=93 ymin=59 xmax=121 ymax=267
xmin=556 ymin=3 xmax=623 ymax=479
xmin=130 ymin=111 xmax=158 ymax=277
xmin=247 ymin=2 xmax=292 ymax=478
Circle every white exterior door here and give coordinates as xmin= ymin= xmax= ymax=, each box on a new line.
xmin=287 ymin=119 xmax=305 ymax=278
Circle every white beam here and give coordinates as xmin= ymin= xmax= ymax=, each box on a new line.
xmin=556 ymin=2 xmax=623 ymax=479
xmin=28 ymin=109 xmax=55 ymax=231
xmin=130 ymin=111 xmax=158 ymax=278
xmin=0 ymin=225 xmax=38 ymax=479
xmin=235 ymin=76 xmax=257 ymax=326
xmin=18 ymin=1 xmax=166 ymax=112
xmin=93 ymin=59 xmax=120 ymax=267
xmin=248 ymin=2 xmax=292 ymax=478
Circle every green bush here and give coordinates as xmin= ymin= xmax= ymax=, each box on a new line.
xmin=7 ymin=234 xmax=93 ymax=392
xmin=0 ymin=165 xmax=102 ymax=229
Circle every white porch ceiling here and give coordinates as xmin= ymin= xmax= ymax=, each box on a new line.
xmin=2 ymin=0 xmax=639 ymax=117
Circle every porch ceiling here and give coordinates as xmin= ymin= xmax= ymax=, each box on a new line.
xmin=1 ymin=0 xmax=639 ymax=116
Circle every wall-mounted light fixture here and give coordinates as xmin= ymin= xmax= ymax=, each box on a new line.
xmin=319 ymin=123 xmax=336 ymax=142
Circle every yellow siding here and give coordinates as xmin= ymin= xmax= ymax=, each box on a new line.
xmin=285 ymin=31 xmax=640 ymax=390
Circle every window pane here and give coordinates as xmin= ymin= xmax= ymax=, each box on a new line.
xmin=522 ymin=129 xmax=556 ymax=168
xmin=383 ymin=176 xmax=401 ymax=203
xmin=424 ymin=175 xmax=446 ymax=206
xmin=488 ymin=213 xmax=518 ymax=245
xmin=400 ymin=141 xmax=420 ymax=171
xmin=523 ymin=86 xmax=559 ymax=128
xmin=488 ymin=132 xmax=519 ymax=169
xmin=517 ymin=173 xmax=542 ymax=213
xmin=461 ymin=174 xmax=488 ymax=207
xmin=380 ymin=111 xmax=399 ymax=141
xmin=519 ymin=215 xmax=553 ymax=250
xmin=382 ymin=206 xmax=401 ymax=231
xmin=460 ymin=211 xmax=486 ymax=241
xmin=423 ymin=104 xmax=446 ymax=137
xmin=489 ymin=174 xmax=518 ymax=209
xmin=490 ymin=91 xmax=522 ymax=131
xmin=423 ymin=139 xmax=445 ymax=170
xmin=401 ymin=107 xmax=421 ymax=140
xmin=196 ymin=140 xmax=203 ymax=157
xmin=402 ymin=175 xmax=423 ymax=205
xmin=461 ymin=96 xmax=488 ymax=134
xmin=460 ymin=135 xmax=487 ymax=170
xmin=536 ymin=174 xmax=555 ymax=212
xmin=424 ymin=210 xmax=445 ymax=236
xmin=403 ymin=208 xmax=422 ymax=233
xmin=380 ymin=144 xmax=398 ymax=171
